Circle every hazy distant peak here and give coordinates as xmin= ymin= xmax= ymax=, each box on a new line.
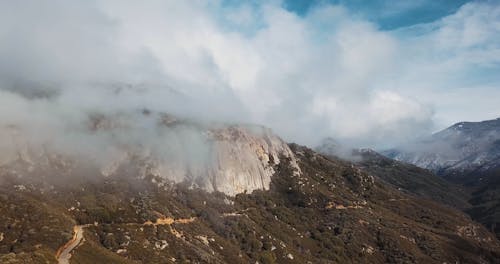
xmin=386 ymin=117 xmax=500 ymax=178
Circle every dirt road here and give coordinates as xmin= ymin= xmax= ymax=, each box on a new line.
xmin=55 ymin=216 xmax=197 ymax=263
xmin=55 ymin=225 xmax=85 ymax=264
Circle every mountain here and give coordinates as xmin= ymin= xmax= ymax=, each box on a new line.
xmin=384 ymin=117 xmax=500 ymax=239
xmin=385 ymin=117 xmax=500 ymax=182
xmin=1 ymin=122 xmax=500 ymax=263
xmin=315 ymin=139 xmax=469 ymax=209
xmin=1 ymin=111 xmax=300 ymax=197
xmin=352 ymin=149 xmax=469 ymax=209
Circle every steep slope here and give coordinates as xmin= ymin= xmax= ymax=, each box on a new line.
xmin=384 ymin=117 xmax=500 ymax=239
xmin=316 ymin=139 xmax=468 ymax=208
xmin=0 ymin=111 xmax=300 ymax=197
xmin=353 ymin=149 xmax=469 ymax=209
xmin=1 ymin=144 xmax=499 ymax=263
xmin=385 ymin=117 xmax=500 ymax=180
xmin=463 ymin=166 xmax=500 ymax=240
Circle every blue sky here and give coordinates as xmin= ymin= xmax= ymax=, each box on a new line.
xmin=284 ymin=0 xmax=470 ymax=29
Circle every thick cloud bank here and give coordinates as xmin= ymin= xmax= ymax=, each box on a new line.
xmin=0 ymin=0 xmax=499 ymax=150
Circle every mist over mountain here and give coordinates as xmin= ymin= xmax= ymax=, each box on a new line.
xmin=2 ymin=0 xmax=500 ymax=150
xmin=385 ymin=117 xmax=500 ymax=180
xmin=2 ymin=139 xmax=500 ymax=263
xmin=315 ymin=142 xmax=470 ymax=209
xmin=2 ymin=1 xmax=500 ymax=263
xmin=384 ymin=117 xmax=500 ymax=240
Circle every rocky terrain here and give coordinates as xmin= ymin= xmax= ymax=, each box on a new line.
xmin=384 ymin=117 xmax=500 ymax=240
xmin=0 ymin=111 xmax=300 ymax=197
xmin=316 ymin=139 xmax=469 ymax=209
xmin=352 ymin=149 xmax=469 ymax=209
xmin=385 ymin=118 xmax=500 ymax=181
xmin=1 ymin=123 xmax=500 ymax=263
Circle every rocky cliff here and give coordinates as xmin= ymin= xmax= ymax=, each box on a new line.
xmin=0 ymin=112 xmax=300 ymax=196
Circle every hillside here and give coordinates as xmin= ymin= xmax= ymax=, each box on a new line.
xmin=385 ymin=117 xmax=500 ymax=240
xmin=353 ymin=149 xmax=469 ymax=209
xmin=1 ymin=144 xmax=499 ymax=263
xmin=316 ymin=139 xmax=469 ymax=209
xmin=385 ymin=117 xmax=500 ymax=180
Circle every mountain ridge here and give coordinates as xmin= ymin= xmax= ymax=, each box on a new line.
xmin=1 ymin=143 xmax=499 ymax=263
xmin=384 ymin=117 xmax=500 ymax=179
xmin=1 ymin=116 xmax=500 ymax=263
xmin=383 ymin=116 xmax=500 ymax=239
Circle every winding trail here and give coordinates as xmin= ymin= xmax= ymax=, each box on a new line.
xmin=55 ymin=216 xmax=198 ymax=263
xmin=55 ymin=225 xmax=87 ymax=264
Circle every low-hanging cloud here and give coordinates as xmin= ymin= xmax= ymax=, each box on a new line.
xmin=0 ymin=0 xmax=499 ymax=154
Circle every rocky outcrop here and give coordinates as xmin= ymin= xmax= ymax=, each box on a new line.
xmin=204 ymin=126 xmax=300 ymax=195
xmin=104 ymin=125 xmax=301 ymax=196
xmin=0 ymin=113 xmax=301 ymax=196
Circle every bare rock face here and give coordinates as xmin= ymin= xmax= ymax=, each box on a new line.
xmin=204 ymin=126 xmax=300 ymax=196
xmin=0 ymin=113 xmax=301 ymax=196
xmin=101 ymin=125 xmax=301 ymax=196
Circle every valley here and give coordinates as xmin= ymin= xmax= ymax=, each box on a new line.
xmin=385 ymin=118 xmax=500 ymax=240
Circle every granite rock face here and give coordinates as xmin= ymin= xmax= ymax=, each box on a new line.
xmin=110 ymin=125 xmax=301 ymax=196
xmin=203 ymin=126 xmax=300 ymax=195
xmin=0 ymin=112 xmax=300 ymax=196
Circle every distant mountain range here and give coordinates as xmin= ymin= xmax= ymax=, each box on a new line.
xmin=383 ymin=117 xmax=500 ymax=239
xmin=384 ymin=117 xmax=500 ymax=183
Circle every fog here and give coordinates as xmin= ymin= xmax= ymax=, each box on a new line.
xmin=390 ymin=119 xmax=500 ymax=163
xmin=0 ymin=0 xmax=499 ymax=164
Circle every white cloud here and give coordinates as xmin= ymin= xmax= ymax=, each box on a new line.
xmin=0 ymin=0 xmax=498 ymax=150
